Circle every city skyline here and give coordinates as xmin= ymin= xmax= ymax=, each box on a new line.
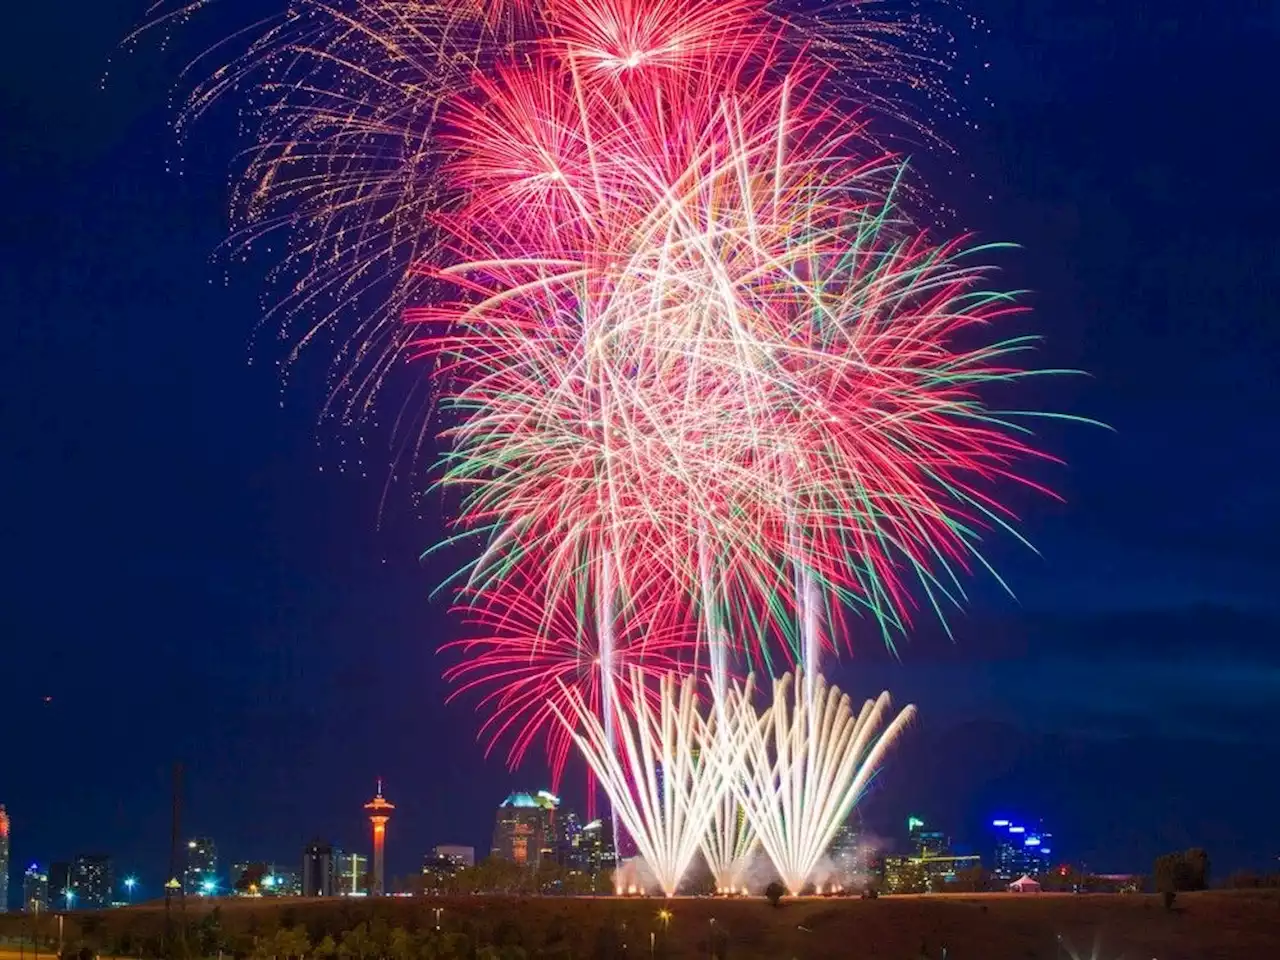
xmin=3 ymin=0 xmax=1279 ymax=900
xmin=0 ymin=784 xmax=1081 ymax=909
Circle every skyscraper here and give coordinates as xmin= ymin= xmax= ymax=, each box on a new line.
xmin=302 ymin=840 xmax=334 ymax=897
xmin=0 ymin=805 xmax=9 ymax=913
xmin=363 ymin=780 xmax=395 ymax=897
xmin=907 ymin=816 xmax=949 ymax=859
xmin=332 ymin=851 xmax=368 ymax=896
xmin=991 ymin=819 xmax=1053 ymax=879
xmin=828 ymin=823 xmax=862 ymax=881
xmin=184 ymin=837 xmax=218 ymax=895
xmin=421 ymin=846 xmax=474 ymax=892
xmin=577 ymin=818 xmax=615 ymax=877
xmin=23 ymin=864 xmax=49 ymax=913
xmin=491 ymin=791 xmax=555 ymax=866
xmin=73 ymin=855 xmax=112 ymax=909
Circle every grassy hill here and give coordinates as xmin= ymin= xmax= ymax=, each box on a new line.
xmin=2 ymin=890 xmax=1277 ymax=959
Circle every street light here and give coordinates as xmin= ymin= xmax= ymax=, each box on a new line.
xmin=433 ymin=907 xmax=442 ymax=931
xmin=124 ymin=877 xmax=138 ymax=904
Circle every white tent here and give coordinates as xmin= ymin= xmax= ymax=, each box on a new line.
xmin=1008 ymin=874 xmax=1042 ymax=893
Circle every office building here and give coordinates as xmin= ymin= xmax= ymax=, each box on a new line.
xmin=23 ymin=864 xmax=49 ymax=913
xmin=302 ymin=840 xmax=334 ymax=897
xmin=433 ymin=845 xmax=475 ymax=868
xmin=991 ymin=819 xmax=1053 ymax=880
xmin=907 ymin=816 xmax=949 ymax=859
xmin=333 ymin=851 xmax=368 ymax=896
xmin=73 ymin=855 xmax=112 ymax=909
xmin=0 ymin=805 xmax=9 ymax=914
xmin=491 ymin=790 xmax=557 ymax=866
xmin=184 ymin=837 xmax=218 ymax=896
xmin=363 ymin=780 xmax=395 ymax=897
xmin=23 ymin=864 xmax=46 ymax=912
xmin=577 ymin=818 xmax=615 ymax=876
xmin=422 ymin=846 xmax=473 ymax=892
xmin=828 ymin=824 xmax=866 ymax=881
xmin=555 ymin=811 xmax=584 ymax=867
xmin=883 ymin=853 xmax=979 ymax=892
xmin=919 ymin=854 xmax=982 ymax=887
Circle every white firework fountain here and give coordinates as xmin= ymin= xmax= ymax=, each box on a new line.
xmin=553 ymin=668 xmax=730 ymax=897
xmin=727 ymin=670 xmax=916 ymax=895
xmin=556 ymin=666 xmax=914 ymax=896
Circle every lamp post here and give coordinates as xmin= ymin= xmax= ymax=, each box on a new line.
xmin=124 ymin=877 xmax=138 ymax=904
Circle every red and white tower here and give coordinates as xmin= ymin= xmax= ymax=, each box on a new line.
xmin=363 ymin=780 xmax=394 ymax=896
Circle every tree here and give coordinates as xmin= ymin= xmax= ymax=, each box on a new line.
xmin=764 ymin=881 xmax=785 ymax=907
xmin=316 ymin=934 xmax=339 ymax=960
xmin=949 ymin=866 xmax=988 ymax=893
xmin=367 ymin=917 xmax=392 ymax=956
xmin=1154 ymin=848 xmax=1210 ymax=893
xmin=387 ymin=927 xmax=414 ymax=960
xmin=535 ymin=859 xmax=565 ymax=894
xmin=274 ymin=925 xmax=311 ymax=960
xmin=338 ymin=923 xmax=375 ymax=960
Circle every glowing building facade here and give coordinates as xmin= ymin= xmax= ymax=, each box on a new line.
xmin=991 ymin=819 xmax=1052 ymax=879
xmin=333 ymin=851 xmax=368 ymax=896
xmin=23 ymin=864 xmax=48 ymax=913
xmin=907 ymin=816 xmax=949 ymax=859
xmin=73 ymin=855 xmax=112 ymax=909
xmin=491 ymin=791 xmax=558 ymax=866
xmin=184 ymin=837 xmax=218 ymax=895
xmin=421 ymin=846 xmax=474 ymax=892
xmin=0 ymin=806 xmax=9 ymax=914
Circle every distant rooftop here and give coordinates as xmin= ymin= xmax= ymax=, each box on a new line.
xmin=500 ymin=790 xmax=559 ymax=809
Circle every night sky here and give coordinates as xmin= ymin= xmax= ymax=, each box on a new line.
xmin=3 ymin=1 xmax=1279 ymax=902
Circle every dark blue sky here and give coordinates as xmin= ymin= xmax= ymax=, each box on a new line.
xmin=3 ymin=1 xmax=1279 ymax=901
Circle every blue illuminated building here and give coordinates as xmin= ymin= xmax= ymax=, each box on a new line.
xmin=990 ymin=819 xmax=1053 ymax=879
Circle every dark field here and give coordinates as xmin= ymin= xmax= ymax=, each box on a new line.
xmin=2 ymin=891 xmax=1278 ymax=960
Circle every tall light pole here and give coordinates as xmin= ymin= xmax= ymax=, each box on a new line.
xmin=124 ymin=877 xmax=138 ymax=904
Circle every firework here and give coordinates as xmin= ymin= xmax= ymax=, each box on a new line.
xmin=727 ymin=670 xmax=916 ymax=895
xmin=552 ymin=668 xmax=732 ymax=896
xmin=443 ymin=567 xmax=698 ymax=790
xmin=424 ymin=51 xmax=1055 ymax=668
xmin=135 ymin=0 xmax=966 ymax=424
